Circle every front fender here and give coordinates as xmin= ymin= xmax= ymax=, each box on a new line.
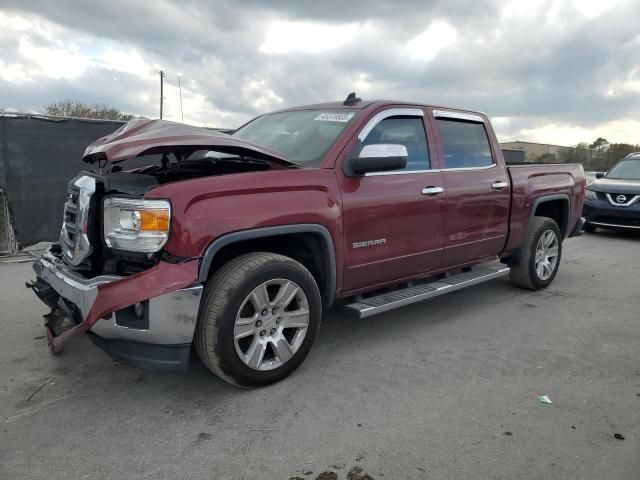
xmin=198 ymin=224 xmax=337 ymax=307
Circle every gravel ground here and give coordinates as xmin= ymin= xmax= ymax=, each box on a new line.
xmin=1 ymin=230 xmax=639 ymax=480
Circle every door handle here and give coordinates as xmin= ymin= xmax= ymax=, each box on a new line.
xmin=491 ymin=181 xmax=508 ymax=190
xmin=421 ymin=186 xmax=444 ymax=196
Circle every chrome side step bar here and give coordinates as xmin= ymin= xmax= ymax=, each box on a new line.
xmin=345 ymin=265 xmax=511 ymax=318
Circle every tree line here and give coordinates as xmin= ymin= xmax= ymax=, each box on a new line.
xmin=44 ymin=99 xmax=134 ymax=121
xmin=551 ymin=138 xmax=639 ymax=171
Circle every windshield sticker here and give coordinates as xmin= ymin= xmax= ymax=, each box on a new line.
xmin=314 ymin=112 xmax=355 ymax=123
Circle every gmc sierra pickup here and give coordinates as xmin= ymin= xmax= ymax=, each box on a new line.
xmin=29 ymin=95 xmax=586 ymax=387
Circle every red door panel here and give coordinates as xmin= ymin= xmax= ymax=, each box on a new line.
xmin=441 ymin=167 xmax=510 ymax=266
xmin=340 ymin=171 xmax=446 ymax=292
xmin=337 ymin=109 xmax=445 ymax=294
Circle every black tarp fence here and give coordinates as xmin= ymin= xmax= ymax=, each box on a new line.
xmin=0 ymin=114 xmax=124 ymax=248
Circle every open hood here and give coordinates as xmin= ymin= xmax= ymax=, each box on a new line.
xmin=82 ymin=118 xmax=295 ymax=167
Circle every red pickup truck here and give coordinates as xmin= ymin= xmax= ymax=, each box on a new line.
xmin=30 ymin=96 xmax=586 ymax=387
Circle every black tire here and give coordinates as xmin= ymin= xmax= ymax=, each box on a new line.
xmin=194 ymin=252 xmax=322 ymax=387
xmin=584 ymin=224 xmax=597 ymax=233
xmin=509 ymin=217 xmax=562 ymax=290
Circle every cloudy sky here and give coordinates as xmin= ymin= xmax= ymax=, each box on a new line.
xmin=1 ymin=0 xmax=640 ymax=145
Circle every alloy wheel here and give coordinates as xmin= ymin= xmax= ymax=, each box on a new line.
xmin=534 ymin=230 xmax=559 ymax=280
xmin=233 ymin=279 xmax=310 ymax=371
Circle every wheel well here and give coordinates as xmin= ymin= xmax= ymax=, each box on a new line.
xmin=534 ymin=199 xmax=568 ymax=236
xmin=206 ymin=233 xmax=331 ymax=306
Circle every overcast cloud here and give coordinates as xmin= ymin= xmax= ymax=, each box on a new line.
xmin=1 ymin=0 xmax=640 ymax=144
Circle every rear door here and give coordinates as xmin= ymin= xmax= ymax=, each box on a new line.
xmin=430 ymin=110 xmax=510 ymax=267
xmin=338 ymin=108 xmax=446 ymax=293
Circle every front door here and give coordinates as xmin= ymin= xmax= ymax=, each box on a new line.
xmin=339 ymin=109 xmax=446 ymax=293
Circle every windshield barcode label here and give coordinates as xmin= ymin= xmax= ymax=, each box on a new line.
xmin=314 ymin=113 xmax=355 ymax=123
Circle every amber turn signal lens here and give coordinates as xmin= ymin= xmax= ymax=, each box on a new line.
xmin=139 ymin=209 xmax=170 ymax=232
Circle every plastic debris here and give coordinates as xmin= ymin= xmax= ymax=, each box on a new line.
xmin=614 ymin=433 xmax=625 ymax=440
xmin=537 ymin=395 xmax=553 ymax=404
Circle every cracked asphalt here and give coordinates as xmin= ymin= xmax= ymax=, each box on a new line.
xmin=1 ymin=230 xmax=639 ymax=479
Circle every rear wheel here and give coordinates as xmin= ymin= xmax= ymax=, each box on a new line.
xmin=509 ymin=217 xmax=562 ymax=290
xmin=194 ymin=252 xmax=322 ymax=387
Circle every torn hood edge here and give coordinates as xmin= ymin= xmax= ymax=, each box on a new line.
xmin=82 ymin=118 xmax=296 ymax=167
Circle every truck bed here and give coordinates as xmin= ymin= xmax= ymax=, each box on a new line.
xmin=504 ymin=162 xmax=585 ymax=253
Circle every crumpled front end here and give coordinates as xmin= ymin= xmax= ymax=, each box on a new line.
xmin=29 ymin=248 xmax=203 ymax=372
xmin=27 ymin=118 xmax=298 ymax=372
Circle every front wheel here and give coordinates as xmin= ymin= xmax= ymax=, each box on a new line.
xmin=509 ymin=217 xmax=562 ymax=290
xmin=194 ymin=252 xmax=322 ymax=387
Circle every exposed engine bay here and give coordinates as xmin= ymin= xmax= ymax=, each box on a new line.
xmin=59 ymin=150 xmax=286 ymax=278
xmin=103 ymin=151 xmax=277 ymax=192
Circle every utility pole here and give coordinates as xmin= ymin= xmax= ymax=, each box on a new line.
xmin=159 ymin=70 xmax=165 ymax=119
xmin=178 ymin=74 xmax=184 ymax=123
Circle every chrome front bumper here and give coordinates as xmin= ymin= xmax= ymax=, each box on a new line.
xmin=32 ymin=251 xmax=203 ymax=346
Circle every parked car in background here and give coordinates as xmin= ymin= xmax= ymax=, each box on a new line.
xmin=583 ymin=153 xmax=640 ymax=232
xmin=29 ymin=96 xmax=585 ymax=387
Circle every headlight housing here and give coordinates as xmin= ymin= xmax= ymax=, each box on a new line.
xmin=103 ymin=198 xmax=171 ymax=252
xmin=585 ymin=189 xmax=598 ymax=201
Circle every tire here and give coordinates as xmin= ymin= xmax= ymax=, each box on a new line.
xmin=509 ymin=217 xmax=562 ymax=290
xmin=584 ymin=224 xmax=597 ymax=233
xmin=194 ymin=252 xmax=322 ymax=387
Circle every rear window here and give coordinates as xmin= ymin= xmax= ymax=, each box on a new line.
xmin=436 ymin=119 xmax=493 ymax=169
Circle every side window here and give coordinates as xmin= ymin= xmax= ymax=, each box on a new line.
xmin=362 ymin=116 xmax=430 ymax=171
xmin=436 ymin=119 xmax=493 ymax=169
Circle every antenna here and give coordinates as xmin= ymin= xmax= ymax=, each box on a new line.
xmin=178 ymin=74 xmax=184 ymax=123
xmin=159 ymin=70 xmax=166 ymax=119
xmin=343 ymin=92 xmax=361 ymax=106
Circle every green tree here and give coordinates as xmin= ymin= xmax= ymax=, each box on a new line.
xmin=557 ymin=143 xmax=591 ymax=165
xmin=44 ymin=100 xmax=134 ymax=121
xmin=558 ymin=139 xmax=640 ymax=171
xmin=589 ymin=137 xmax=609 ymax=152
xmin=588 ymin=137 xmax=609 ymax=168
xmin=601 ymin=143 xmax=640 ymax=171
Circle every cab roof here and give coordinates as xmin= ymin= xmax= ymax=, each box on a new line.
xmin=271 ymin=99 xmax=486 ymax=118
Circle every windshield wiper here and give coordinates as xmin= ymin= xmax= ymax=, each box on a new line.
xmin=204 ymin=155 xmax=300 ymax=168
xmin=208 ymin=156 xmax=268 ymax=165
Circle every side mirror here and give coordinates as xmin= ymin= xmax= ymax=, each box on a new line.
xmin=595 ymin=172 xmax=605 ymax=179
xmin=345 ymin=144 xmax=408 ymax=176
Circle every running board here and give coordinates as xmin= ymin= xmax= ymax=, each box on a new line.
xmin=345 ymin=265 xmax=511 ymax=318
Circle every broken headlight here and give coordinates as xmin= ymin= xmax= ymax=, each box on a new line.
xmin=103 ymin=198 xmax=171 ymax=252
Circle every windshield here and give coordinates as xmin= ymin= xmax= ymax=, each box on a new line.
xmin=233 ymin=109 xmax=358 ymax=167
xmin=606 ymin=158 xmax=640 ymax=180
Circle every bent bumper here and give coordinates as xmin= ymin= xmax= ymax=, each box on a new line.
xmin=31 ymin=249 xmax=202 ymax=371
xmin=87 ymin=335 xmax=193 ymax=372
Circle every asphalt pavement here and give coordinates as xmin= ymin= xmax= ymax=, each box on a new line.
xmin=1 ymin=230 xmax=639 ymax=480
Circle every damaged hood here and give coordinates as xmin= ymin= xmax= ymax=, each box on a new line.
xmin=82 ymin=118 xmax=294 ymax=167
